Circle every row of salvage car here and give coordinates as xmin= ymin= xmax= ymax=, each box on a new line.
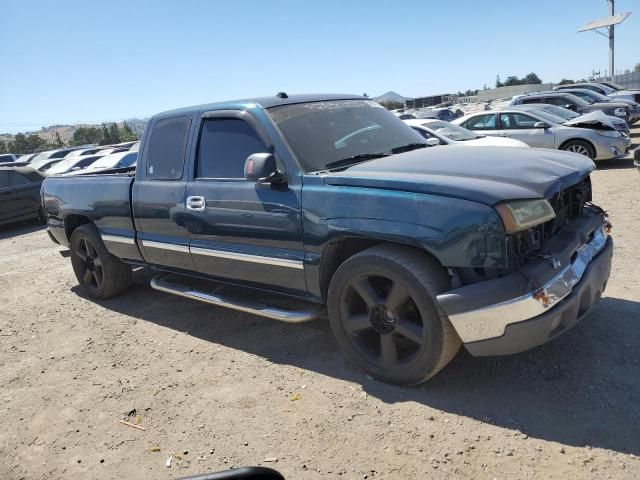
xmin=397 ymin=81 xmax=639 ymax=162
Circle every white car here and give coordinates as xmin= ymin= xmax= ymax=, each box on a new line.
xmin=81 ymin=151 xmax=137 ymax=173
xmin=46 ymin=154 xmax=104 ymax=175
xmin=404 ymin=119 xmax=529 ymax=148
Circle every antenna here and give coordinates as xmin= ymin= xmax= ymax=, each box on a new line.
xmin=578 ymin=0 xmax=631 ymax=78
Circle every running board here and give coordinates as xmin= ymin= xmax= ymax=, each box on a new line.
xmin=150 ymin=274 xmax=325 ymax=323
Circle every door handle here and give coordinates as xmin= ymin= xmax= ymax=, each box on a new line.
xmin=186 ymin=196 xmax=206 ymax=211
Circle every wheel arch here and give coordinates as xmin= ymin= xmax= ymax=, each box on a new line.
xmin=64 ymin=214 xmax=93 ymax=242
xmin=318 ymin=236 xmax=445 ymax=302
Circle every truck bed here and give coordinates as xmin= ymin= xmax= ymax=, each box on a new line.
xmin=42 ymin=173 xmax=141 ymax=261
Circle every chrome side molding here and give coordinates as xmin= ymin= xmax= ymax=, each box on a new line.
xmin=150 ymin=274 xmax=324 ymax=324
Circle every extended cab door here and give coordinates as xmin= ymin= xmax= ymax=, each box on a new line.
xmin=133 ymin=115 xmax=196 ymax=271
xmin=184 ymin=110 xmax=306 ymax=294
xmin=0 ymin=171 xmax=13 ymax=224
xmin=497 ymin=112 xmax=555 ymax=148
xmin=8 ymin=171 xmax=41 ymax=220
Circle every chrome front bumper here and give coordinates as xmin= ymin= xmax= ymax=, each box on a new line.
xmin=438 ymin=224 xmax=610 ymax=345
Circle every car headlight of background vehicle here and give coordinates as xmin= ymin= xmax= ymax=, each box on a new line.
xmin=495 ymin=199 xmax=556 ymax=233
xmin=613 ymin=107 xmax=628 ymax=117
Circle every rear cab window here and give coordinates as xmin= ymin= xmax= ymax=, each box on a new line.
xmin=146 ymin=116 xmax=191 ymax=180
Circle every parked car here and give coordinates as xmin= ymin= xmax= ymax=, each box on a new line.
xmin=16 ymin=153 xmax=37 ymax=163
xmin=46 ymin=154 xmax=104 ymax=175
xmin=404 ymin=119 xmax=528 ymax=147
xmin=510 ymin=103 xmax=629 ymax=134
xmin=28 ymin=147 xmax=86 ymax=165
xmin=453 ymin=108 xmax=631 ymax=160
xmin=0 ymin=166 xmax=46 ymax=226
xmin=554 ymin=82 xmax=640 ymax=103
xmin=509 ymin=92 xmax=632 ymax=124
xmin=0 ymin=154 xmax=18 ymax=163
xmin=551 ymin=88 xmax=640 ymax=124
xmin=596 ymin=80 xmax=640 ymax=100
xmin=42 ymin=93 xmax=613 ymax=385
xmin=74 ymin=151 xmax=138 ymax=174
xmin=415 ymin=108 xmax=458 ymax=122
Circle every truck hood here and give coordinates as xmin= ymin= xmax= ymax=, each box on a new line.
xmin=563 ymin=110 xmax=617 ymax=130
xmin=322 ymin=146 xmax=594 ymax=206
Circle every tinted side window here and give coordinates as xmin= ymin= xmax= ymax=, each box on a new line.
xmin=197 ymin=118 xmax=268 ymax=179
xmin=0 ymin=172 xmax=9 ymax=188
xmin=521 ymin=98 xmax=542 ymax=104
xmin=500 ymin=113 xmax=537 ymax=129
xmin=147 ymin=117 xmax=191 ymax=180
xmin=10 ymin=172 xmax=32 ymax=185
xmin=465 ymin=114 xmax=496 ymax=130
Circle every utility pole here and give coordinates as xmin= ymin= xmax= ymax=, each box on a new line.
xmin=608 ymin=0 xmax=614 ymax=77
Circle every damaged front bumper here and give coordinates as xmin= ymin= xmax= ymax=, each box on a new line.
xmin=437 ymin=213 xmax=613 ymax=356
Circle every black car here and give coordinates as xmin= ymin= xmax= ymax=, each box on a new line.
xmin=0 ymin=166 xmax=46 ymax=227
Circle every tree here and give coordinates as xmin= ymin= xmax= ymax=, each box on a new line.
xmin=120 ymin=121 xmax=137 ymax=142
xmin=635 ymin=63 xmax=640 ymax=72
xmin=496 ymin=75 xmax=503 ymax=88
xmin=108 ymin=122 xmax=121 ymax=144
xmin=504 ymin=76 xmax=521 ymax=86
xmin=72 ymin=127 xmax=102 ymax=146
xmin=54 ymin=132 xmax=65 ymax=148
xmin=0 ymin=140 xmax=6 ymax=154
xmin=378 ymin=100 xmax=404 ymax=110
xmin=100 ymin=124 xmax=111 ymax=145
xmin=523 ymin=72 xmax=542 ymax=84
xmin=8 ymin=133 xmax=48 ymax=154
xmin=557 ymin=78 xmax=574 ymax=85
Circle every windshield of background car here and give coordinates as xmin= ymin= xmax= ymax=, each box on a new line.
xmin=267 ymin=100 xmax=426 ymax=172
xmin=426 ymin=120 xmax=478 ymax=141
xmin=527 ymin=109 xmax=566 ymax=124
xmin=540 ymin=105 xmax=580 ymax=119
xmin=580 ymin=90 xmax=612 ymax=103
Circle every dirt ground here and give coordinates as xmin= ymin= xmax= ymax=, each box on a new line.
xmin=1 ymin=136 xmax=640 ymax=480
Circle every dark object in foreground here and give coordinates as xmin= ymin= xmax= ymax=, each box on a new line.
xmin=42 ymin=93 xmax=613 ymax=385
xmin=178 ymin=467 xmax=284 ymax=480
xmin=0 ymin=166 xmax=46 ymax=227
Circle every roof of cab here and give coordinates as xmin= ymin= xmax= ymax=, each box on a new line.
xmin=153 ymin=93 xmax=366 ymax=120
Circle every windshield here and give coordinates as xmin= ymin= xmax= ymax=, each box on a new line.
xmin=30 ymin=151 xmax=54 ymax=163
xmin=576 ymin=90 xmax=611 ymax=103
xmin=425 ymin=120 xmax=478 ymax=141
xmin=538 ymin=105 xmax=580 ymax=120
xmin=527 ymin=109 xmax=567 ymax=125
xmin=601 ymin=81 xmax=624 ymax=91
xmin=267 ymin=100 xmax=426 ymax=172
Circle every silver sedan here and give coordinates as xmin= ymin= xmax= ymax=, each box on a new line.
xmin=452 ymin=108 xmax=631 ymax=160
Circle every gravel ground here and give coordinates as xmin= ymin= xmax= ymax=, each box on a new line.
xmin=1 ymin=135 xmax=639 ymax=480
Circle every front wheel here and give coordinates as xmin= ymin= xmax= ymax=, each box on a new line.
xmin=70 ymin=224 xmax=132 ymax=299
xmin=327 ymin=245 xmax=461 ymax=385
xmin=561 ymin=140 xmax=596 ymax=159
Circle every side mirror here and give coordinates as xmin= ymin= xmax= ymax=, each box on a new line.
xmin=425 ymin=138 xmax=441 ymax=146
xmin=534 ymin=121 xmax=550 ymax=129
xmin=244 ymin=153 xmax=285 ymax=183
xmin=564 ymin=104 xmax=578 ymax=112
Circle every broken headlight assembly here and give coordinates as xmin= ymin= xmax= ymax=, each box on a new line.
xmin=495 ymin=199 xmax=556 ymax=234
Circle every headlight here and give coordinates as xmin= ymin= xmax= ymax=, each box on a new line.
xmin=495 ymin=199 xmax=556 ymax=233
xmin=598 ymin=129 xmax=622 ymax=138
xmin=613 ymin=107 xmax=627 ymax=117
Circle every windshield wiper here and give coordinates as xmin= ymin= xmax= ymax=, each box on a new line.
xmin=323 ymin=153 xmax=389 ymax=171
xmin=390 ymin=143 xmax=429 ymax=154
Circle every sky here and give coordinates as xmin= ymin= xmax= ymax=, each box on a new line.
xmin=1 ymin=0 xmax=639 ymax=134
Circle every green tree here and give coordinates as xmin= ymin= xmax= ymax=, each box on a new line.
xmin=0 ymin=140 xmax=6 ymax=154
xmin=504 ymin=76 xmax=521 ymax=86
xmin=8 ymin=134 xmax=48 ymax=154
xmin=100 ymin=123 xmax=111 ymax=145
xmin=108 ymin=122 xmax=121 ymax=144
xmin=557 ymin=78 xmax=574 ymax=85
xmin=635 ymin=63 xmax=640 ymax=72
xmin=378 ymin=100 xmax=404 ymax=110
xmin=72 ymin=127 xmax=103 ymax=146
xmin=496 ymin=75 xmax=503 ymax=88
xmin=54 ymin=131 xmax=65 ymax=148
xmin=523 ymin=72 xmax=542 ymax=84
xmin=120 ymin=121 xmax=137 ymax=142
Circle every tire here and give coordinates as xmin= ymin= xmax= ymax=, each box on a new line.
xmin=69 ymin=224 xmax=132 ymax=299
xmin=327 ymin=245 xmax=461 ymax=385
xmin=560 ymin=140 xmax=596 ymax=159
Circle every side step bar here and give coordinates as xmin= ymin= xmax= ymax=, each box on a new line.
xmin=150 ymin=274 xmax=325 ymax=324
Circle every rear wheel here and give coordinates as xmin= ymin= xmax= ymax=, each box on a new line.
xmin=70 ymin=224 xmax=132 ymax=299
xmin=561 ymin=140 xmax=596 ymax=159
xmin=327 ymin=245 xmax=461 ymax=385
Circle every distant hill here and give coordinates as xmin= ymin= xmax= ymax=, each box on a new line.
xmin=372 ymin=91 xmax=412 ymax=104
xmin=0 ymin=118 xmax=148 ymax=146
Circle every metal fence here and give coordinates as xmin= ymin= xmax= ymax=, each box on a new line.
xmin=595 ymin=71 xmax=640 ymax=89
xmin=476 ymin=83 xmax=555 ymax=102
